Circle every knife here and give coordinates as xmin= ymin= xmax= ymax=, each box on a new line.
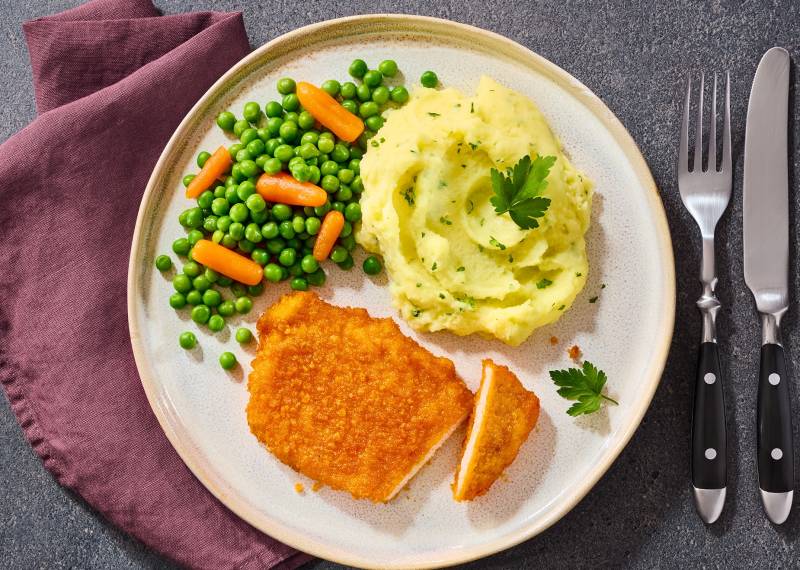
xmin=743 ymin=46 xmax=793 ymax=524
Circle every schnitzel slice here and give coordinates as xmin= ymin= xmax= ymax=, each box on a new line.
xmin=453 ymin=360 xmax=540 ymax=501
xmin=247 ymin=292 xmax=473 ymax=502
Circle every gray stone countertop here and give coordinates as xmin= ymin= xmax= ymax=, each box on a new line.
xmin=2 ymin=1 xmax=800 ymax=568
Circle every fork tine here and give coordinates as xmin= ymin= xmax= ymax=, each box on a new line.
xmin=721 ymin=72 xmax=732 ymax=172
xmin=708 ymin=73 xmax=717 ymax=171
xmin=694 ymin=73 xmax=705 ymax=171
xmin=679 ymin=75 xmax=691 ymax=173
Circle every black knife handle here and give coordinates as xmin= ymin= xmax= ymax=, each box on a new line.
xmin=758 ymin=343 xmax=794 ymax=493
xmin=692 ymin=342 xmax=727 ymax=489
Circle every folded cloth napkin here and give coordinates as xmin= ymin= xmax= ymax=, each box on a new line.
xmin=0 ymin=1 xmax=309 ymax=568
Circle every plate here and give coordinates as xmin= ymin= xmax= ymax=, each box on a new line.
xmin=128 ymin=15 xmax=674 ymax=569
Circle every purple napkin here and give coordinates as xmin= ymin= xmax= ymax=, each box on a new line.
xmin=0 ymin=1 xmax=309 ymax=568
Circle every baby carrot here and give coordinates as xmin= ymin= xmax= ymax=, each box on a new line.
xmin=190 ymin=240 xmax=263 ymax=286
xmin=313 ymin=210 xmax=345 ymax=261
xmin=186 ymin=146 xmax=232 ymax=199
xmin=296 ymin=82 xmax=365 ymax=143
xmin=256 ymin=172 xmax=328 ymax=207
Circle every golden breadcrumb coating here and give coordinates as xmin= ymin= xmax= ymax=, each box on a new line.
xmin=453 ymin=360 xmax=540 ymax=501
xmin=247 ymin=292 xmax=473 ymax=502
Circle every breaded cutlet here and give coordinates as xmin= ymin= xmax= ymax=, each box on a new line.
xmin=453 ymin=360 xmax=540 ymax=501
xmin=246 ymin=292 xmax=474 ymax=502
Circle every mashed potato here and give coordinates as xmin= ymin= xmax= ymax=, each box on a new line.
xmin=357 ymin=76 xmax=593 ymax=346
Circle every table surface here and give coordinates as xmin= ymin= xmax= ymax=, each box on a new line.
xmin=3 ymin=0 xmax=800 ymax=568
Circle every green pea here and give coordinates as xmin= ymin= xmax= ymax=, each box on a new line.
xmin=217 ymin=275 xmax=233 ymax=287
xmin=240 ymin=127 xmax=258 ymax=145
xmin=243 ymin=101 xmax=262 ymax=122
xmin=235 ymin=328 xmax=253 ymax=343
xmin=336 ymin=254 xmax=354 ymax=270
xmin=330 ymin=246 xmax=348 ymax=263
xmin=356 ymin=84 xmax=372 ymax=102
xmin=172 ymin=238 xmax=191 ymax=256
xmin=365 ymin=115 xmax=384 ymax=132
xmin=228 ymin=203 xmax=247 ymax=223
xmin=291 ymin=164 xmax=311 ymax=183
xmin=208 ymin=315 xmax=225 ymax=332
xmin=350 ymin=146 xmax=364 ymax=159
xmin=351 ymin=175 xmax=364 ymax=194
xmin=218 ymin=300 xmax=236 ymax=317
xmin=251 ymin=248 xmax=269 ymax=266
xmin=341 ymin=99 xmax=358 ymax=115
xmin=186 ymin=290 xmax=203 ymax=305
xmin=378 ymin=59 xmax=398 ymax=77
xmin=169 ymin=292 xmax=186 ymax=309
xmin=202 ymin=289 xmax=222 ymax=307
xmin=267 ymin=116 xmax=283 ymax=136
xmin=299 ymin=254 xmax=318 ymax=274
xmin=192 ymin=275 xmax=211 ymax=292
xmin=212 ymin=229 xmax=224 ymax=244
xmin=315 ymin=136 xmax=334 ymax=154
xmin=332 ymin=201 xmax=345 ymax=213
xmin=179 ymin=331 xmax=197 ymax=349
xmin=308 ymin=165 xmax=321 ymax=184
xmin=321 ymin=175 xmax=340 ymax=193
xmin=219 ymin=351 xmax=237 ymax=370
xmin=263 ymin=157 xmax=282 ymax=175
xmin=229 ymin=223 xmax=245 ymax=241
xmin=340 ymin=81 xmax=357 ymax=99
xmin=238 ymin=239 xmax=256 ymax=254
xmin=236 ymin=181 xmax=256 ymax=202
xmin=338 ymin=168 xmax=355 ymax=184
xmin=309 ymin=269 xmax=327 ymax=287
xmin=277 ymin=220 xmax=295 ymax=240
xmin=297 ymin=110 xmax=315 ymax=130
xmin=279 ymin=121 xmax=299 ymax=142
xmin=245 ymin=193 xmax=266 ymax=213
xmin=247 ymin=282 xmax=265 ymax=297
xmin=264 ymin=263 xmax=282 ymax=283
xmin=284 ymin=112 xmax=299 ymax=125
xmin=341 ymin=230 xmax=357 ymax=249
xmin=255 ymin=155 xmax=268 ymax=171
xmin=222 ymin=234 xmax=238 ymax=248
xmin=239 ymin=160 xmax=259 ymax=178
xmin=287 ymin=262 xmax=303 ymax=277
xmin=203 ymin=214 xmax=218 ymax=232
xmin=359 ymin=101 xmax=379 ymax=118
xmin=257 ymin=127 xmax=271 ymax=142
xmin=191 ymin=304 xmax=211 ymax=324
xmin=225 ymin=176 xmax=238 ymax=188
xmin=390 ymin=86 xmax=409 ymax=104
xmin=196 ymin=151 xmax=212 ymax=168
xmin=349 ymin=59 xmax=368 ymax=78
xmin=314 ymin=202 xmax=331 ymax=217
xmin=290 ymin=277 xmax=309 ymax=291
xmin=331 ymin=144 xmax=350 ymax=163
xmin=300 ymin=216 xmax=319 ymax=236
xmin=289 ymin=216 xmax=304 ymax=234
xmin=363 ymin=69 xmax=383 ymax=87
xmin=233 ymin=119 xmax=250 ymax=137
xmin=261 ymin=222 xmax=279 ymax=239
xmin=420 ymin=70 xmax=438 ymax=88
xmin=204 ymin=268 xmax=219 ymax=283
xmin=247 ymin=139 xmax=265 ymax=158
xmin=217 ymin=111 xmax=236 ymax=132
xmin=299 ymin=142 xmax=319 ymax=160
xmin=216 ymin=215 xmax=232 ymax=232
xmin=155 ymin=255 xmax=172 ymax=271
xmin=335 ymin=187 xmax=352 ymax=202
xmin=340 ymin=220 xmax=353 ymax=237
xmin=265 ymin=101 xmax=283 ymax=117
xmin=196 ymin=192 xmax=214 ymax=212
xmin=245 ymin=222 xmax=263 ymax=242
xmin=235 ymin=296 xmax=253 ymax=314
xmin=282 ymin=93 xmax=300 ymax=112
xmin=231 ymin=282 xmax=247 ymax=297
xmin=278 ymin=248 xmax=297 ymax=267
xmin=363 ymin=255 xmax=383 ymax=275
xmin=274 ymin=144 xmax=294 ymax=163
xmin=320 ymin=160 xmax=339 ymax=176
xmin=272 ymin=204 xmax=293 ymax=221
xmin=277 ymin=77 xmax=296 ymax=94
xmin=371 ymin=86 xmax=390 ymax=106
xmin=348 ymin=159 xmax=361 ymax=174
xmin=213 ymin=185 xmax=227 ymax=198
xmin=235 ymin=149 xmax=253 ymax=163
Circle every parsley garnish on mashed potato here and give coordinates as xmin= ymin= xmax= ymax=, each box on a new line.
xmin=357 ymin=76 xmax=593 ymax=346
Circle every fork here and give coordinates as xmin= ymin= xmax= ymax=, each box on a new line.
xmin=678 ymin=72 xmax=732 ymax=524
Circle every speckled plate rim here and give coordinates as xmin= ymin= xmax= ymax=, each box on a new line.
xmin=127 ymin=14 xmax=675 ymax=569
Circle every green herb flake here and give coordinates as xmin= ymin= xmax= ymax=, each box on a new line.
xmin=466 ymin=200 xmax=474 ymax=214
xmin=456 ymin=266 xmax=465 ymax=272
xmin=401 ymin=187 xmax=415 ymax=206
xmin=489 ymin=236 xmax=506 ymax=250
xmin=416 ymin=282 xmax=422 ymax=288
xmin=536 ymin=278 xmax=553 ymax=289
xmin=589 ymin=296 xmax=598 ymax=303
xmin=438 ymin=180 xmax=448 ymax=189
xmin=439 ymin=293 xmax=446 ymax=299
xmin=508 ymin=254 xmax=514 ymax=263
xmin=558 ymin=304 xmax=566 ymax=311
xmin=469 ymin=142 xmax=480 ymax=150
xmin=428 ymin=112 xmax=441 ymax=117
xmin=431 ymin=262 xmax=438 ymax=271
xmin=576 ymin=272 xmax=583 ymax=277
xmin=439 ymin=215 xmax=453 ymax=226
xmin=470 ymin=102 xmax=475 ymax=113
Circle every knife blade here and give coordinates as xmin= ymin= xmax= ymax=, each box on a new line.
xmin=743 ymin=46 xmax=793 ymax=525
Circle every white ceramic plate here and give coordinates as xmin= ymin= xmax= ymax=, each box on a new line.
xmin=128 ymin=15 xmax=674 ymax=569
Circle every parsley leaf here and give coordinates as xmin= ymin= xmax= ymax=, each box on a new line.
xmin=489 ymin=154 xmax=556 ymax=229
xmin=549 ymin=361 xmax=618 ymax=417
